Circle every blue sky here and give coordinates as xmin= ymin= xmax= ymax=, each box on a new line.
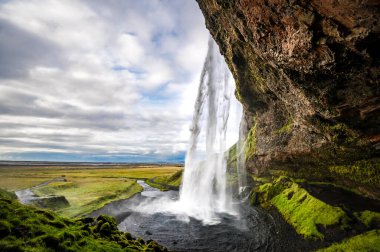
xmin=0 ymin=0 xmax=210 ymax=162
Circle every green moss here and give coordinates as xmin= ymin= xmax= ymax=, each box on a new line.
xmin=355 ymin=210 xmax=380 ymax=227
xmin=268 ymin=157 xmax=379 ymax=198
xmin=251 ymin=178 xmax=349 ymax=240
xmin=0 ymin=188 xmax=17 ymax=200
xmin=0 ymin=188 xmax=167 ymax=252
xmin=0 ymin=220 xmax=11 ymax=238
xmin=327 ymin=123 xmax=357 ymax=144
xmin=252 ymin=176 xmax=291 ymax=206
xmin=251 ymin=175 xmax=271 ymax=184
xmin=275 ymin=117 xmax=293 ymax=134
xmin=272 ymin=182 xmax=348 ymax=240
xmin=245 ymin=119 xmax=257 ymax=161
xmin=227 ymin=143 xmax=238 ymax=168
xmin=317 ymin=229 xmax=380 ymax=252
xmin=327 ymin=159 xmax=380 ymax=187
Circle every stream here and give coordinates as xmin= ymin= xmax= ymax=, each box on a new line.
xmin=15 ymin=177 xmax=66 ymax=204
xmin=89 ymin=180 xmax=281 ymax=252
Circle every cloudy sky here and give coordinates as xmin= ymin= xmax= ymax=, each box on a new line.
xmin=0 ymin=0 xmax=239 ymax=162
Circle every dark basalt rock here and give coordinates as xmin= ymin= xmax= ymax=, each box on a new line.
xmin=197 ymin=0 xmax=380 ymax=198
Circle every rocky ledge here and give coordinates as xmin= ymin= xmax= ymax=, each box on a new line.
xmin=197 ymin=0 xmax=379 ymax=199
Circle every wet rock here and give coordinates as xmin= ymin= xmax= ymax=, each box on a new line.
xmin=196 ymin=0 xmax=380 ymax=198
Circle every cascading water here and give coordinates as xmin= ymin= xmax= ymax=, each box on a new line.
xmin=178 ymin=37 xmax=237 ymax=223
xmin=130 ymin=36 xmax=242 ymax=225
xmin=94 ymin=36 xmax=279 ymax=252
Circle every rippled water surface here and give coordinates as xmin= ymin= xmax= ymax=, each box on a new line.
xmin=90 ymin=181 xmax=280 ymax=252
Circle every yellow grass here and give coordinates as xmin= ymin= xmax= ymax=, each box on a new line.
xmin=0 ymin=165 xmax=182 ymax=190
xmin=0 ymin=165 xmax=183 ymax=217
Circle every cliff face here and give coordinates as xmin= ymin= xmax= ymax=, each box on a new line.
xmin=197 ymin=0 xmax=379 ymax=198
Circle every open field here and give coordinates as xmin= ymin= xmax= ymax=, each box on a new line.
xmin=0 ymin=164 xmax=182 ymax=217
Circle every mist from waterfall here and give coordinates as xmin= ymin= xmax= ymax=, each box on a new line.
xmin=178 ymin=37 xmax=241 ymax=223
xmin=130 ymin=37 xmax=242 ymax=225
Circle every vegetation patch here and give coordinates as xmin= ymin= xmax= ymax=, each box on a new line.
xmin=327 ymin=159 xmax=380 ymax=188
xmin=316 ymin=229 xmax=380 ymax=252
xmin=275 ymin=117 xmax=293 ymax=134
xmin=227 ymin=143 xmax=238 ymax=168
xmin=354 ymin=210 xmax=380 ymax=228
xmin=30 ymin=195 xmax=70 ymax=210
xmin=34 ymin=181 xmax=77 ymax=194
xmin=0 ymin=165 xmax=183 ymax=191
xmin=0 ymin=188 xmax=167 ymax=252
xmin=147 ymin=169 xmax=183 ymax=191
xmin=250 ymin=177 xmax=349 ymax=240
xmin=245 ymin=119 xmax=257 ymax=161
xmin=271 ymin=182 xmax=348 ymax=240
xmin=0 ymin=165 xmax=181 ymax=217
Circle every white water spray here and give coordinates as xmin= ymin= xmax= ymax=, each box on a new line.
xmin=131 ymin=37 xmax=242 ymax=225
xmin=178 ymin=37 xmax=238 ymax=222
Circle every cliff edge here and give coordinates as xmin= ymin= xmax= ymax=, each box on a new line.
xmin=197 ymin=0 xmax=379 ymax=199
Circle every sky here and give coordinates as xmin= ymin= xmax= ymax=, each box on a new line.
xmin=0 ymin=0 xmax=239 ymax=163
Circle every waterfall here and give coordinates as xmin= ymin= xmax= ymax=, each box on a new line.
xmin=178 ymin=37 xmax=237 ymax=223
xmin=131 ymin=37 xmax=242 ymax=225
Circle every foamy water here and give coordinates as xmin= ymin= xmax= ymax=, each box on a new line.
xmin=130 ymin=37 xmax=243 ymax=224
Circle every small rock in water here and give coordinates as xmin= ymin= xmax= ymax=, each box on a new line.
xmin=145 ymin=230 xmax=152 ymax=235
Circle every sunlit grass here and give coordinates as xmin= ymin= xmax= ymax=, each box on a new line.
xmin=0 ymin=165 xmax=183 ymax=217
xmin=0 ymin=165 xmax=182 ymax=191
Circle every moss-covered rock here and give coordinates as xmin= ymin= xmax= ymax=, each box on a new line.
xmin=271 ymin=182 xmax=348 ymax=240
xmin=251 ymin=177 xmax=350 ymax=240
xmin=196 ymin=0 xmax=380 ymax=199
xmin=0 ymin=188 xmax=167 ymax=252
xmin=317 ymin=229 xmax=380 ymax=252
xmin=355 ymin=211 xmax=380 ymax=228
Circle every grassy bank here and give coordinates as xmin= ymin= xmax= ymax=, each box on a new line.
xmin=146 ymin=169 xmax=183 ymax=191
xmin=0 ymin=188 xmax=166 ymax=252
xmin=0 ymin=165 xmax=182 ymax=217
xmin=33 ymin=179 xmax=143 ymax=217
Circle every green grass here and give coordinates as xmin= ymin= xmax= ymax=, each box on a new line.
xmin=0 ymin=165 xmax=183 ymax=191
xmin=33 ymin=179 xmax=143 ymax=217
xmin=154 ymin=169 xmax=183 ymax=187
xmin=317 ymin=229 xmax=380 ymax=252
xmin=146 ymin=169 xmax=183 ymax=191
xmin=0 ymin=188 xmax=167 ymax=252
xmin=0 ymin=165 xmax=182 ymax=217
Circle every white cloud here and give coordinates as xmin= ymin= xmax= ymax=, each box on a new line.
xmin=0 ymin=0 xmax=212 ymax=161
